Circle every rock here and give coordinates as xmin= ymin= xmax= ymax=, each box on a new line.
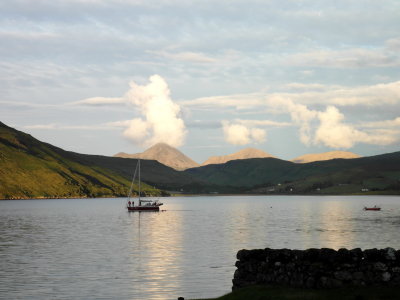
xmin=392 ymin=267 xmax=400 ymax=273
xmin=306 ymin=276 xmax=316 ymax=288
xmin=385 ymin=247 xmax=396 ymax=260
xmin=319 ymin=248 xmax=337 ymax=263
xmin=350 ymin=248 xmax=363 ymax=262
xmin=334 ymin=271 xmax=352 ymax=281
xmin=236 ymin=249 xmax=249 ymax=260
xmin=304 ymin=248 xmax=320 ymax=262
xmin=373 ymin=262 xmax=388 ymax=272
xmin=391 ymin=274 xmax=400 ymax=285
xmin=290 ymin=274 xmax=304 ymax=287
xmin=320 ymin=276 xmax=343 ymax=288
xmin=233 ymin=247 xmax=400 ymax=290
xmin=382 ymin=272 xmax=391 ymax=282
xmin=353 ymin=272 xmax=365 ymax=281
xmin=396 ymin=250 xmax=400 ymax=261
xmin=337 ymin=248 xmax=352 ymax=263
xmin=364 ymin=248 xmax=380 ymax=261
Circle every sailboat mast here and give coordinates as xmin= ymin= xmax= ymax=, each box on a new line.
xmin=138 ymin=159 xmax=141 ymax=205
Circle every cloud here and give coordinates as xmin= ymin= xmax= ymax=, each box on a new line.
xmin=72 ymin=97 xmax=124 ymax=106
xmin=122 ymin=74 xmax=187 ymax=148
xmin=186 ymin=120 xmax=221 ymax=129
xmin=222 ymin=121 xmax=266 ymax=145
xmin=181 ymin=93 xmax=266 ymax=110
xmin=183 ymin=80 xmax=400 ymax=109
xmin=314 ymin=106 xmax=397 ymax=148
xmin=267 ymin=98 xmax=399 ymax=149
xmin=234 ymin=119 xmax=291 ymax=127
xmin=267 ymin=96 xmax=318 ymax=145
xmin=22 ymin=123 xmax=115 ymax=130
xmin=23 ymin=123 xmax=57 ymax=130
xmin=361 ymin=117 xmax=400 ymax=128
xmin=149 ymin=50 xmax=217 ymax=63
xmin=285 ymin=47 xmax=400 ymax=69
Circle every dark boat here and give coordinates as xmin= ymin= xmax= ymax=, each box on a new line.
xmin=126 ymin=159 xmax=163 ymax=212
xmin=364 ymin=206 xmax=381 ymax=211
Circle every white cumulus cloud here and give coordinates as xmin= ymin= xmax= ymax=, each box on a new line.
xmin=269 ymin=98 xmax=398 ymax=149
xmin=122 ymin=74 xmax=187 ymax=148
xmin=314 ymin=106 xmax=397 ymax=148
xmin=222 ymin=121 xmax=266 ymax=145
xmin=267 ymin=96 xmax=318 ymax=145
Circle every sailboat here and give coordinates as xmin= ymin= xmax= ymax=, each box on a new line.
xmin=126 ymin=159 xmax=163 ymax=212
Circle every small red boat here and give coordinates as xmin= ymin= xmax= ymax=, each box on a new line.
xmin=364 ymin=206 xmax=381 ymax=211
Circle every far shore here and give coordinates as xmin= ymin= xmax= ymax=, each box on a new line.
xmin=1 ymin=192 xmax=400 ymax=201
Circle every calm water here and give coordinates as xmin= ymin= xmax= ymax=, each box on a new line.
xmin=1 ymin=195 xmax=400 ymax=300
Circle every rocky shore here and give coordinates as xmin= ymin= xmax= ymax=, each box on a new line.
xmin=233 ymin=247 xmax=400 ymax=289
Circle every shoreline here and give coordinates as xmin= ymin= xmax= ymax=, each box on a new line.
xmin=1 ymin=193 xmax=400 ymax=201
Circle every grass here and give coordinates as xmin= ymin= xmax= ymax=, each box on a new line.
xmin=192 ymin=285 xmax=400 ymax=300
xmin=2 ymin=121 xmax=400 ymax=198
xmin=0 ymin=122 xmax=164 ymax=199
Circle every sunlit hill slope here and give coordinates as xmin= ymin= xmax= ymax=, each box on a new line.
xmin=0 ymin=122 xmax=203 ymax=199
xmin=1 ymin=121 xmax=400 ymax=199
xmin=185 ymin=153 xmax=400 ymax=194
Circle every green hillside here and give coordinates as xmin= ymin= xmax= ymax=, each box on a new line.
xmin=184 ymin=153 xmax=400 ymax=194
xmin=1 ymin=120 xmax=399 ymax=198
xmin=57 ymin=151 xmax=213 ymax=193
xmin=0 ymin=122 xmax=164 ymax=199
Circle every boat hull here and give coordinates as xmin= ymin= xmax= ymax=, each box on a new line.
xmin=364 ymin=207 xmax=381 ymax=211
xmin=127 ymin=206 xmax=160 ymax=212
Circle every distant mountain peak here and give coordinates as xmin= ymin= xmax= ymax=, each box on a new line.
xmin=114 ymin=143 xmax=199 ymax=171
xmin=291 ymin=151 xmax=361 ymax=163
xmin=202 ymin=148 xmax=274 ymax=166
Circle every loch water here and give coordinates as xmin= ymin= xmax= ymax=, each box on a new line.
xmin=1 ymin=195 xmax=400 ymax=300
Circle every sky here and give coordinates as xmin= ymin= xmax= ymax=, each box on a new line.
xmin=1 ymin=0 xmax=400 ymax=163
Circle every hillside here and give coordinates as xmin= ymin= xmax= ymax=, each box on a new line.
xmin=1 ymin=121 xmax=399 ymax=198
xmin=185 ymin=153 xmax=400 ymax=194
xmin=114 ymin=143 xmax=199 ymax=170
xmin=202 ymin=148 xmax=274 ymax=166
xmin=292 ymin=151 xmax=361 ymax=163
xmin=0 ymin=122 xmax=205 ymax=199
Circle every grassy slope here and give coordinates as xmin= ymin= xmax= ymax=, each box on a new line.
xmin=184 ymin=154 xmax=400 ymax=194
xmin=193 ymin=285 xmax=400 ymax=300
xmin=0 ymin=122 xmax=160 ymax=199
xmin=2 ymin=121 xmax=400 ymax=198
xmin=61 ymin=151 xmax=211 ymax=193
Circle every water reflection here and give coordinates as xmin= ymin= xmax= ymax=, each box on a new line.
xmin=126 ymin=203 xmax=185 ymax=300
xmin=318 ymin=200 xmax=355 ymax=249
xmin=1 ymin=196 xmax=400 ymax=300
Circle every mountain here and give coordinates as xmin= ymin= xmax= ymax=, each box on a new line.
xmin=114 ymin=143 xmax=199 ymax=171
xmin=291 ymin=151 xmax=361 ymax=163
xmin=1 ymin=121 xmax=399 ymax=198
xmin=184 ymin=152 xmax=400 ymax=194
xmin=0 ymin=122 xmax=205 ymax=199
xmin=201 ymin=148 xmax=274 ymax=166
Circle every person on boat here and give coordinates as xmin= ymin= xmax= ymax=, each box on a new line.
xmin=128 ymin=201 xmax=131 ymax=207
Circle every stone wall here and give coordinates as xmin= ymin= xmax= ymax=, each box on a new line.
xmin=233 ymin=248 xmax=400 ymax=289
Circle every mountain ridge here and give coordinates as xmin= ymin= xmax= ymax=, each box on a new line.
xmin=201 ymin=147 xmax=275 ymax=166
xmin=291 ymin=151 xmax=361 ymax=163
xmin=116 ymin=144 xmax=362 ymax=167
xmin=184 ymin=152 xmax=400 ymax=194
xmin=0 ymin=122 xmax=197 ymax=199
xmin=114 ymin=143 xmax=199 ymax=171
xmin=1 ymin=121 xmax=399 ymax=198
